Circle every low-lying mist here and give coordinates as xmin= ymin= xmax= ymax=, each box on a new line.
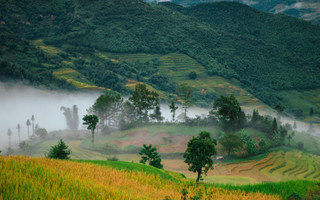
xmin=0 ymin=83 xmax=209 ymax=151
xmin=1 ymin=82 xmax=318 ymax=152
xmin=0 ymin=83 xmax=101 ymax=150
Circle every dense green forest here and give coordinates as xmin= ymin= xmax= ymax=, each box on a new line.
xmin=1 ymin=0 xmax=320 ymax=108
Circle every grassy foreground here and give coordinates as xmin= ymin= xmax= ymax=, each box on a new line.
xmin=0 ymin=156 xmax=280 ymax=200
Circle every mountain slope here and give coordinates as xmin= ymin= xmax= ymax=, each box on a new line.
xmin=1 ymin=0 xmax=320 ymax=109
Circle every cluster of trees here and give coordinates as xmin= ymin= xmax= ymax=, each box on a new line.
xmin=60 ymin=105 xmax=79 ymax=130
xmin=87 ymin=84 xmax=166 ymax=135
xmin=4 ymin=114 xmax=49 ymax=155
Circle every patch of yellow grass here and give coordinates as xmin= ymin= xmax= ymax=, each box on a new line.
xmin=1 ymin=156 xmax=279 ymax=200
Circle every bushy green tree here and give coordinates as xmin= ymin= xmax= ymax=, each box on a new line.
xmin=82 ymin=115 xmax=99 ymax=148
xmin=128 ymin=84 xmax=159 ymax=123
xmin=183 ymin=131 xmax=217 ymax=182
xmin=35 ymin=128 xmax=48 ymax=139
xmin=48 ymin=139 xmax=71 ymax=159
xmin=212 ymin=94 xmax=246 ymax=131
xmin=219 ymin=133 xmax=243 ymax=155
xmin=139 ymin=144 xmax=163 ymax=169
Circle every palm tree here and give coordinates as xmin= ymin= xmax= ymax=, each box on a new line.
xmin=7 ymin=128 xmax=12 ymax=147
xmin=16 ymin=124 xmax=21 ymax=143
xmin=31 ymin=115 xmax=35 ymax=136
xmin=26 ymin=119 xmax=31 ymax=137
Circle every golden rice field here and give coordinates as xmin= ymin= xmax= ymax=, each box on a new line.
xmin=209 ymin=149 xmax=320 ymax=183
xmin=0 ymin=156 xmax=279 ymax=200
xmin=53 ymin=68 xmax=105 ymax=91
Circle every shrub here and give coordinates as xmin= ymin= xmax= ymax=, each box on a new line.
xmin=107 ymin=156 xmax=119 ymax=161
xmin=47 ymin=139 xmax=71 ymax=159
xmin=297 ymin=142 xmax=304 ymax=150
xmin=188 ymin=71 xmax=197 ymax=79
xmin=287 ymin=192 xmax=302 ymax=200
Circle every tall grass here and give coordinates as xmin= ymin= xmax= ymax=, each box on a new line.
xmin=1 ymin=155 xmax=278 ymax=199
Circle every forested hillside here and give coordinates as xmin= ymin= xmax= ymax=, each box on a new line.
xmin=1 ymin=0 xmax=320 ymax=109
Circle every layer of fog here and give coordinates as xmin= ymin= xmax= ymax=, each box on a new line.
xmin=274 ymin=2 xmax=304 ymax=13
xmin=1 ymin=82 xmax=318 ymax=152
xmin=0 ymin=83 xmax=101 ymax=150
xmin=0 ymin=83 xmax=207 ymax=151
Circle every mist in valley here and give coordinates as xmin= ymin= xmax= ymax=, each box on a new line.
xmin=1 ymin=82 xmax=319 ymax=153
xmin=0 ymin=83 xmax=101 ymax=150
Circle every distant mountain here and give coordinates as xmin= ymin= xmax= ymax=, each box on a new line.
xmin=1 ymin=0 xmax=320 ymax=113
xmin=150 ymin=0 xmax=320 ymax=25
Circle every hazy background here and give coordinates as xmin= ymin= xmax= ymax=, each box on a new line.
xmin=1 ymin=82 xmax=317 ymax=152
xmin=0 ymin=83 xmax=210 ymax=150
xmin=0 ymin=83 xmax=101 ymax=150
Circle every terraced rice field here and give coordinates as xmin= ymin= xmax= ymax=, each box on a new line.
xmin=101 ymin=52 xmax=272 ymax=112
xmin=33 ymin=39 xmax=63 ymax=55
xmin=53 ymin=68 xmax=104 ymax=91
xmin=210 ymin=150 xmax=320 ymax=182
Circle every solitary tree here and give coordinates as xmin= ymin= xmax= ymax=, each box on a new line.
xmin=169 ymin=100 xmax=178 ymax=122
xmin=31 ymin=115 xmax=35 ymax=136
xmin=177 ymin=83 xmax=193 ymax=121
xmin=219 ymin=134 xmax=243 ymax=155
xmin=7 ymin=128 xmax=12 ymax=147
xmin=139 ymin=144 xmax=163 ymax=169
xmin=16 ymin=124 xmax=21 ymax=143
xmin=26 ymin=119 xmax=31 ymax=137
xmin=271 ymin=118 xmax=278 ymax=138
xmin=183 ymin=131 xmax=217 ymax=182
xmin=82 ymin=115 xmax=99 ymax=148
xmin=47 ymin=139 xmax=71 ymax=159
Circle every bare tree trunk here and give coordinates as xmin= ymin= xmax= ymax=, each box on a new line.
xmin=27 ymin=126 xmax=29 ymax=137
xmin=9 ymin=136 xmax=11 ymax=148
xmin=196 ymin=170 xmax=201 ymax=183
xmin=92 ymin=130 xmax=94 ymax=148
xmin=18 ymin=130 xmax=20 ymax=143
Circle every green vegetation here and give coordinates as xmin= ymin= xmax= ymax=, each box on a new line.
xmin=1 ymin=0 xmax=320 ymax=113
xmin=139 ymin=144 xmax=163 ymax=169
xmin=82 ymin=115 xmax=99 ymax=148
xmin=184 ymin=131 xmax=217 ymax=182
xmin=73 ymin=159 xmax=185 ymax=182
xmin=47 ymin=139 xmax=71 ymax=159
